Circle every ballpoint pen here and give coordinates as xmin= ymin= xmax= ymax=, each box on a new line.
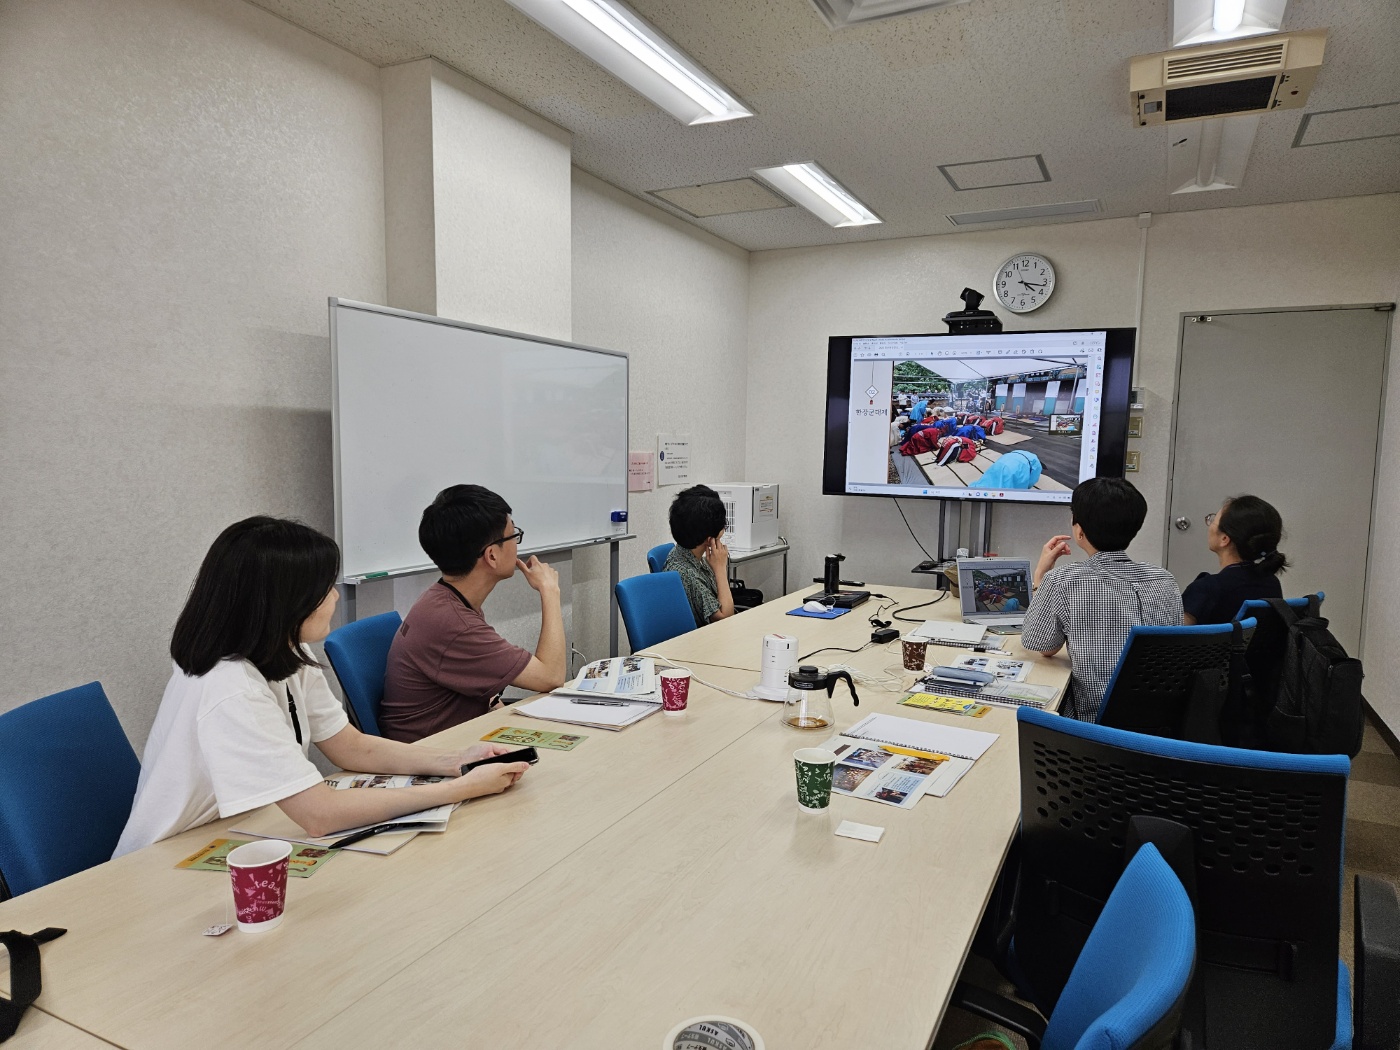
xmin=569 ymin=698 xmax=629 ymax=706
xmin=328 ymin=821 xmax=437 ymax=850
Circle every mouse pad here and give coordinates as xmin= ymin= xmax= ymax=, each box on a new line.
xmin=787 ymin=607 xmax=850 ymax=619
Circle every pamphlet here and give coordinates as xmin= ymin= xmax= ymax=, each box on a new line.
xmin=825 ymin=740 xmax=972 ymax=808
xmin=481 ymin=725 xmax=587 ymax=751
xmin=565 ymin=656 xmax=657 ymax=697
xmin=947 ymin=654 xmax=1032 ymax=682
xmin=176 ymin=837 xmax=335 ymax=878
xmin=899 ymin=693 xmax=991 ymax=717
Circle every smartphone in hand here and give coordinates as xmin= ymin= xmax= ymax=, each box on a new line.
xmin=460 ymin=746 xmax=539 ymax=775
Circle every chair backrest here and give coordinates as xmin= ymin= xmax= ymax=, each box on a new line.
xmin=646 ymin=543 xmax=675 ymax=574
xmin=0 ymin=682 xmax=141 ymax=898
xmin=1042 ymin=843 xmax=1196 ymax=1050
xmin=1232 ymin=595 xmax=1323 ymax=748
xmin=1098 ymin=619 xmax=1255 ymax=743
xmin=615 ymin=572 xmax=697 ymax=651
xmin=323 ymin=611 xmax=403 ymax=737
xmin=1015 ymin=706 xmax=1349 ymax=1049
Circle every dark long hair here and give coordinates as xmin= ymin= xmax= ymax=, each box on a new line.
xmin=1219 ymin=495 xmax=1288 ymax=576
xmin=171 ymin=517 xmax=341 ymax=681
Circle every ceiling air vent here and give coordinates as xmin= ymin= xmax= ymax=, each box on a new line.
xmin=1130 ymin=29 xmax=1326 ymax=126
xmin=1165 ymin=41 xmax=1285 ymax=80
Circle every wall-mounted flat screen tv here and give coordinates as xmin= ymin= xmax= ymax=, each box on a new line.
xmin=822 ymin=328 xmax=1136 ymax=505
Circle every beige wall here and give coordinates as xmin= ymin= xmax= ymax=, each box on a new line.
xmin=746 ymin=194 xmax=1400 ymax=734
xmin=0 ymin=0 xmax=386 ymax=743
xmin=570 ymin=171 xmax=751 ymax=661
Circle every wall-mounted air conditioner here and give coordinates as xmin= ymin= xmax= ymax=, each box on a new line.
xmin=1130 ymin=29 xmax=1326 ymax=126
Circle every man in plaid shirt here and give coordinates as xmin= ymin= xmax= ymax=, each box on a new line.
xmin=1021 ymin=478 xmax=1183 ymax=721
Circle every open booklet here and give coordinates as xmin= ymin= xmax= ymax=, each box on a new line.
xmin=557 ymin=656 xmax=658 ymax=699
xmin=229 ymin=772 xmax=455 ymax=855
xmin=512 ymin=657 xmax=664 ymax=730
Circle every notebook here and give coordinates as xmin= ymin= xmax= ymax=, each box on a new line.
xmin=907 ymin=619 xmax=987 ymax=646
xmin=841 ymin=712 xmax=999 ymax=762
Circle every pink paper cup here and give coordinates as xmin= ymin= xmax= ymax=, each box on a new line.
xmin=660 ymin=668 xmax=691 ymax=714
xmin=228 ymin=839 xmax=292 ymax=932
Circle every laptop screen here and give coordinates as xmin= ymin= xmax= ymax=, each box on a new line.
xmin=958 ymin=559 xmax=1033 ymax=616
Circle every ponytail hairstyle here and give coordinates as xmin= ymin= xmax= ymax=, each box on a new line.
xmin=171 ymin=517 xmax=341 ymax=682
xmin=1218 ymin=495 xmax=1288 ymax=576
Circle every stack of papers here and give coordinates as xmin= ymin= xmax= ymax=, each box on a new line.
xmin=822 ymin=713 xmax=1001 ymax=807
xmin=515 ymin=657 xmax=662 ymax=730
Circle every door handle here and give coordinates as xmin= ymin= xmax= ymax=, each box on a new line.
xmin=1174 ymin=516 xmax=1191 ymax=531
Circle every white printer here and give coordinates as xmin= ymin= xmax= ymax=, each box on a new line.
xmin=710 ymin=483 xmax=780 ymax=551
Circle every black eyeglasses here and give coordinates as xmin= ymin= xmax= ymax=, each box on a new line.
xmin=475 ymin=526 xmax=524 ymax=563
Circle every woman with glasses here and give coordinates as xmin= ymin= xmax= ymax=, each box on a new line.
xmin=114 ymin=516 xmax=530 ymax=857
xmin=381 ymin=484 xmax=567 ymax=742
xmin=1181 ymin=495 xmax=1288 ymax=625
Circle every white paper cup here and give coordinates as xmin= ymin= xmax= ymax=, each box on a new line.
xmin=227 ymin=839 xmax=292 ymax=932
xmin=664 ymin=1016 xmax=765 ymax=1050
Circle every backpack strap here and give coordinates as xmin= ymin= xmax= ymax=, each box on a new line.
xmin=0 ymin=928 xmax=66 ymax=1043
xmin=1266 ymin=597 xmax=1300 ymax=627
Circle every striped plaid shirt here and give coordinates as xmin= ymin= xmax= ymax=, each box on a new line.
xmin=1020 ymin=550 xmax=1183 ymax=722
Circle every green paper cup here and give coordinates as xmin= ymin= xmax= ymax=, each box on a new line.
xmin=793 ymin=748 xmax=837 ymax=812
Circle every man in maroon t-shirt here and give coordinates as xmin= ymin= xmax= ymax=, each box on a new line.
xmin=381 ymin=485 xmax=567 ymax=742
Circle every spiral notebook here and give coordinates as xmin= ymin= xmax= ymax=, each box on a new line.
xmin=842 ymin=713 xmax=999 ymax=762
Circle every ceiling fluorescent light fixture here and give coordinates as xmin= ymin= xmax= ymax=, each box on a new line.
xmin=1170 ymin=0 xmax=1286 ymax=47
xmin=503 ymin=0 xmax=752 ymax=125
xmin=1168 ymin=114 xmax=1259 ymax=193
xmin=752 ymin=163 xmax=881 ymax=227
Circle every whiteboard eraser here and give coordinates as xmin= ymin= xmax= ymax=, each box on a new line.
xmin=610 ymin=510 xmax=628 ymax=523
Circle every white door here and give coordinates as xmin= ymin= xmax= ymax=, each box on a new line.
xmin=1166 ymin=306 xmax=1391 ymax=652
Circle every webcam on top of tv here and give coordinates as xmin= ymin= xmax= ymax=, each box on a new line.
xmin=943 ymin=287 xmax=1003 ymax=335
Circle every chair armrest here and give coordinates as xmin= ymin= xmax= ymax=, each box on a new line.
xmin=950 ymin=979 xmax=1048 ymax=1050
xmin=1355 ymin=873 xmax=1400 ymax=1050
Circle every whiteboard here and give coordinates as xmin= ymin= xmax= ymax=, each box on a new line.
xmin=330 ymin=300 xmax=629 ymax=581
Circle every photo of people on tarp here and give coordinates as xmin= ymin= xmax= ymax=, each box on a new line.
xmin=887 ymin=357 xmax=1085 ymax=492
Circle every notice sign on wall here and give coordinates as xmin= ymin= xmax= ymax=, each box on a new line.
xmin=657 ymin=434 xmax=691 ymax=486
xmin=628 ymin=451 xmax=655 ymax=492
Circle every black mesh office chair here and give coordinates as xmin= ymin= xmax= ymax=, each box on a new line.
xmin=1097 ymin=619 xmax=1255 ymax=745
xmin=1009 ymin=706 xmax=1360 ymax=1050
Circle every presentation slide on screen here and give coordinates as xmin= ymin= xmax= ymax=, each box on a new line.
xmin=844 ymin=331 xmax=1107 ymax=503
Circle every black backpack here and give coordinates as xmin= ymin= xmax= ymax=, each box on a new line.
xmin=1264 ymin=596 xmax=1365 ymax=757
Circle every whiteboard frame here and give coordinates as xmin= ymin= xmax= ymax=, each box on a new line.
xmin=329 ymin=298 xmax=632 ymax=584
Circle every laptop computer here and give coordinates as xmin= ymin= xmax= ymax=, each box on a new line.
xmin=957 ymin=557 xmax=1033 ymax=627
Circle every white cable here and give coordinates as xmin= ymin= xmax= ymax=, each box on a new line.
xmin=632 ymin=652 xmax=759 ymax=699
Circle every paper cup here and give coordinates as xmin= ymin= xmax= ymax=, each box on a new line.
xmin=228 ymin=839 xmax=292 ymax=932
xmin=664 ymin=1016 xmax=765 ymax=1050
xmin=901 ymin=635 xmax=928 ymax=672
xmin=660 ymin=669 xmax=691 ymax=714
xmin=793 ymin=748 xmax=837 ymax=812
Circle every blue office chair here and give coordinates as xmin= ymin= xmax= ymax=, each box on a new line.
xmin=1097 ymin=619 xmax=1256 ymax=744
xmin=646 ymin=543 xmax=675 ymax=574
xmin=1008 ymin=706 xmax=1357 ymax=1050
xmin=615 ymin=572 xmax=697 ymax=651
xmin=0 ymin=682 xmax=140 ymax=899
xmin=955 ymin=843 xmax=1196 ymax=1050
xmin=323 ymin=611 xmax=403 ymax=737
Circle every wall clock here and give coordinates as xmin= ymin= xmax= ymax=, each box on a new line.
xmin=993 ymin=253 xmax=1056 ymax=313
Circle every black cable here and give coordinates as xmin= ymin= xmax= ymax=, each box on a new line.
xmin=892 ymin=592 xmax=948 ymax=622
xmin=893 ymin=498 xmax=935 ymax=560
xmin=798 ymin=641 xmax=875 ymax=663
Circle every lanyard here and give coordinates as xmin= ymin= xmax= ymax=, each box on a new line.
xmin=439 ymin=578 xmax=474 ymax=611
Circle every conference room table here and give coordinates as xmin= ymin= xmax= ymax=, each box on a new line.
xmin=1 ymin=584 xmax=1069 ymax=1050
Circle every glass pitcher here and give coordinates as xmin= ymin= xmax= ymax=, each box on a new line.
xmin=782 ymin=664 xmax=859 ymax=730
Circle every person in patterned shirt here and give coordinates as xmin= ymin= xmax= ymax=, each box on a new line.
xmin=1021 ymin=477 xmax=1183 ymax=722
xmin=662 ymin=486 xmax=736 ymax=628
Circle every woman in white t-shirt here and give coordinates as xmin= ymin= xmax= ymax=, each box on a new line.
xmin=114 ymin=517 xmax=530 ymax=858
